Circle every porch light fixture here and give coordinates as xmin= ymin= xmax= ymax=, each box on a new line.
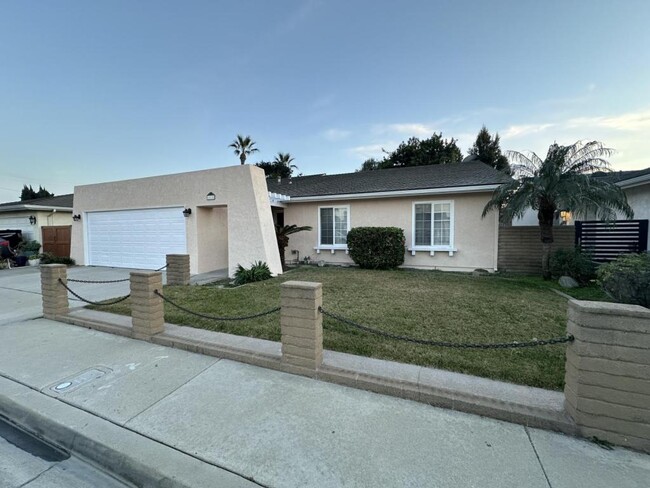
xmin=72 ymin=214 xmax=82 ymax=222
xmin=206 ymin=192 xmax=216 ymax=201
xmin=28 ymin=215 xmax=37 ymax=225
xmin=183 ymin=208 xmax=192 ymax=217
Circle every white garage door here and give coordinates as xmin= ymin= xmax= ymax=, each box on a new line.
xmin=86 ymin=207 xmax=187 ymax=269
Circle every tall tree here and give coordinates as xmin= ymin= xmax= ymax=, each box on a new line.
xmin=20 ymin=185 xmax=54 ymax=201
xmin=468 ymin=126 xmax=511 ymax=173
xmin=359 ymin=133 xmax=463 ymax=171
xmin=482 ymin=141 xmax=633 ymax=279
xmin=229 ymin=134 xmax=259 ymax=165
xmin=256 ymin=152 xmax=298 ymax=179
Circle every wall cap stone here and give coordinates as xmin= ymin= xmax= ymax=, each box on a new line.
xmin=281 ymin=281 xmax=322 ymax=290
xmin=569 ymin=299 xmax=650 ymax=319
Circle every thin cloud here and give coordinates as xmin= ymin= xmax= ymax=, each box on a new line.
xmin=385 ymin=123 xmax=437 ymax=137
xmin=322 ymin=128 xmax=351 ymax=141
xmin=348 ymin=143 xmax=394 ymax=161
xmin=567 ymin=109 xmax=650 ymax=131
xmin=501 ymin=123 xmax=555 ymax=139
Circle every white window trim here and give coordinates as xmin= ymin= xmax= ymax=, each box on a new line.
xmin=316 ymin=204 xmax=351 ymax=253
xmin=409 ymin=200 xmax=456 ymax=256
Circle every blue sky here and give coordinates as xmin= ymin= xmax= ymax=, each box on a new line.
xmin=1 ymin=0 xmax=650 ymax=201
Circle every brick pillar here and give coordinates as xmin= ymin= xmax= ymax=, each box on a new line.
xmin=280 ymin=281 xmax=323 ymax=376
xmin=565 ymin=299 xmax=650 ymax=453
xmin=166 ymin=254 xmax=190 ymax=286
xmin=130 ymin=271 xmax=165 ymax=340
xmin=40 ymin=264 xmax=69 ymax=319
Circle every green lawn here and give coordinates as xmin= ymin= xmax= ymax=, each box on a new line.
xmin=93 ymin=266 xmax=605 ymax=391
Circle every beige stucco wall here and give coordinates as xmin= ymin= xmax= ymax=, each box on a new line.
xmin=282 ymin=192 xmax=500 ymax=272
xmin=0 ymin=210 xmax=72 ymax=244
xmin=71 ymin=165 xmax=282 ymax=276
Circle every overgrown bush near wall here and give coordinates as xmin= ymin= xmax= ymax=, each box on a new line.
xmin=549 ymin=248 xmax=596 ymax=285
xmin=39 ymin=252 xmax=76 ymax=266
xmin=597 ymin=253 xmax=650 ymax=308
xmin=347 ymin=227 xmax=405 ymax=269
xmin=234 ymin=261 xmax=272 ymax=285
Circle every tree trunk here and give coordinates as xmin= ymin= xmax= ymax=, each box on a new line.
xmin=279 ymin=245 xmax=286 ymax=271
xmin=240 ymin=154 xmax=246 ymax=165
xmin=538 ymin=202 xmax=556 ymax=280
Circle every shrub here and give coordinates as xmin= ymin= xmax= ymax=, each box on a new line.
xmin=597 ymin=253 xmax=650 ymax=308
xmin=347 ymin=227 xmax=405 ymax=270
xmin=17 ymin=240 xmax=41 ymax=256
xmin=39 ymin=252 xmax=76 ymax=266
xmin=549 ymin=248 xmax=596 ymax=285
xmin=234 ymin=261 xmax=272 ymax=286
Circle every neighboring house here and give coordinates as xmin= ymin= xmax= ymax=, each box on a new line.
xmin=0 ymin=194 xmax=73 ymax=244
xmin=267 ymin=162 xmax=511 ymax=272
xmin=512 ymin=167 xmax=650 ymax=249
xmin=70 ymin=165 xmax=281 ymax=276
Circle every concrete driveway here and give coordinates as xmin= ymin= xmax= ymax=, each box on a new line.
xmin=0 ymin=266 xmax=152 ymax=323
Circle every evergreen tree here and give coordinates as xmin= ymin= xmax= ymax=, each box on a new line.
xmin=468 ymin=126 xmax=511 ymax=173
xmin=20 ymin=184 xmax=54 ymax=201
xmin=359 ymin=133 xmax=463 ymax=171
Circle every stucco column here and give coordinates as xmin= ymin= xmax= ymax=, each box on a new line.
xmin=130 ymin=271 xmax=165 ymax=340
xmin=166 ymin=254 xmax=190 ymax=286
xmin=565 ymin=299 xmax=650 ymax=453
xmin=40 ymin=264 xmax=69 ymax=319
xmin=280 ymin=281 xmax=323 ymax=376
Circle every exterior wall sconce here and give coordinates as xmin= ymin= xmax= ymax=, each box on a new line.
xmin=206 ymin=192 xmax=216 ymax=201
xmin=183 ymin=208 xmax=192 ymax=217
xmin=29 ymin=215 xmax=37 ymax=225
xmin=72 ymin=214 xmax=82 ymax=222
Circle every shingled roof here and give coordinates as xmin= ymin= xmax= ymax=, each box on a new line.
xmin=0 ymin=193 xmax=74 ymax=210
xmin=592 ymin=167 xmax=650 ymax=185
xmin=267 ymin=162 xmax=510 ymax=198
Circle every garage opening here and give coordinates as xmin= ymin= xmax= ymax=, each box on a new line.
xmin=86 ymin=207 xmax=187 ymax=269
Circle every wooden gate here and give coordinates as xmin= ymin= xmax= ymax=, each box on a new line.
xmin=575 ymin=220 xmax=649 ymax=262
xmin=42 ymin=226 xmax=71 ymax=257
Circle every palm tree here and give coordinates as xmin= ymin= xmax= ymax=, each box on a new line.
xmin=229 ymin=135 xmax=259 ymax=165
xmin=276 ymin=224 xmax=312 ymax=270
xmin=482 ymin=141 xmax=633 ymax=279
xmin=273 ymin=152 xmax=298 ymax=173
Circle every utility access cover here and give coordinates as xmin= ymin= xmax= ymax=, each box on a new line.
xmin=48 ymin=367 xmax=112 ymax=394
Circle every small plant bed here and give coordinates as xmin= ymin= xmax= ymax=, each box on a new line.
xmin=92 ymin=267 xmax=584 ymax=390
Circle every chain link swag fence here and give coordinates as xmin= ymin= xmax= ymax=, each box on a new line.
xmin=58 ymin=279 xmax=131 ymax=306
xmin=154 ymin=290 xmax=281 ymax=321
xmin=319 ymin=307 xmax=574 ymax=349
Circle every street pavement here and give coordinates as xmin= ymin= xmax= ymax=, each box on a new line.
xmin=0 ymin=417 xmax=129 ymax=488
xmin=0 ymin=266 xmax=649 ymax=487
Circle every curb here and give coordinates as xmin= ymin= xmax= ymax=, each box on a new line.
xmin=0 ymin=376 xmax=261 ymax=488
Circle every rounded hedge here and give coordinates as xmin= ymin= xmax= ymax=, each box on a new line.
xmin=346 ymin=227 xmax=405 ymax=269
xmin=597 ymin=253 xmax=650 ymax=308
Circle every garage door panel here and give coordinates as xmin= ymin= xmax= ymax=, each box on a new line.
xmin=87 ymin=207 xmax=186 ymax=269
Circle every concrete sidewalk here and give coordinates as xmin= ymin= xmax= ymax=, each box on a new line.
xmin=1 ymin=319 xmax=648 ymax=487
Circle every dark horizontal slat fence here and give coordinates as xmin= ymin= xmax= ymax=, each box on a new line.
xmin=575 ymin=220 xmax=648 ymax=262
xmin=498 ymin=226 xmax=575 ymax=274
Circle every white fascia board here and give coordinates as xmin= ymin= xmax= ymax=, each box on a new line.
xmin=0 ymin=205 xmax=73 ymax=213
xmin=617 ymin=173 xmax=650 ymax=189
xmin=288 ymin=184 xmax=500 ymax=203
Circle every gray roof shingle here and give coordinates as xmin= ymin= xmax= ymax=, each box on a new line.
xmin=0 ymin=193 xmax=74 ymax=209
xmin=592 ymin=167 xmax=650 ymax=184
xmin=267 ymin=162 xmax=510 ymax=198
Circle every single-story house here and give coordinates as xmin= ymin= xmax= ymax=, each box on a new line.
xmin=70 ymin=165 xmax=282 ymax=276
xmin=0 ymin=194 xmax=73 ymax=245
xmin=267 ymin=162 xmax=511 ymax=272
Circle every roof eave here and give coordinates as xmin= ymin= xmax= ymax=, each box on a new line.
xmin=0 ymin=204 xmax=73 ymax=212
xmin=617 ymin=173 xmax=650 ymax=189
xmin=287 ymin=184 xmax=501 ymax=202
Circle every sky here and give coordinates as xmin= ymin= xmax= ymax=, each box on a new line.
xmin=1 ymin=0 xmax=650 ymax=202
